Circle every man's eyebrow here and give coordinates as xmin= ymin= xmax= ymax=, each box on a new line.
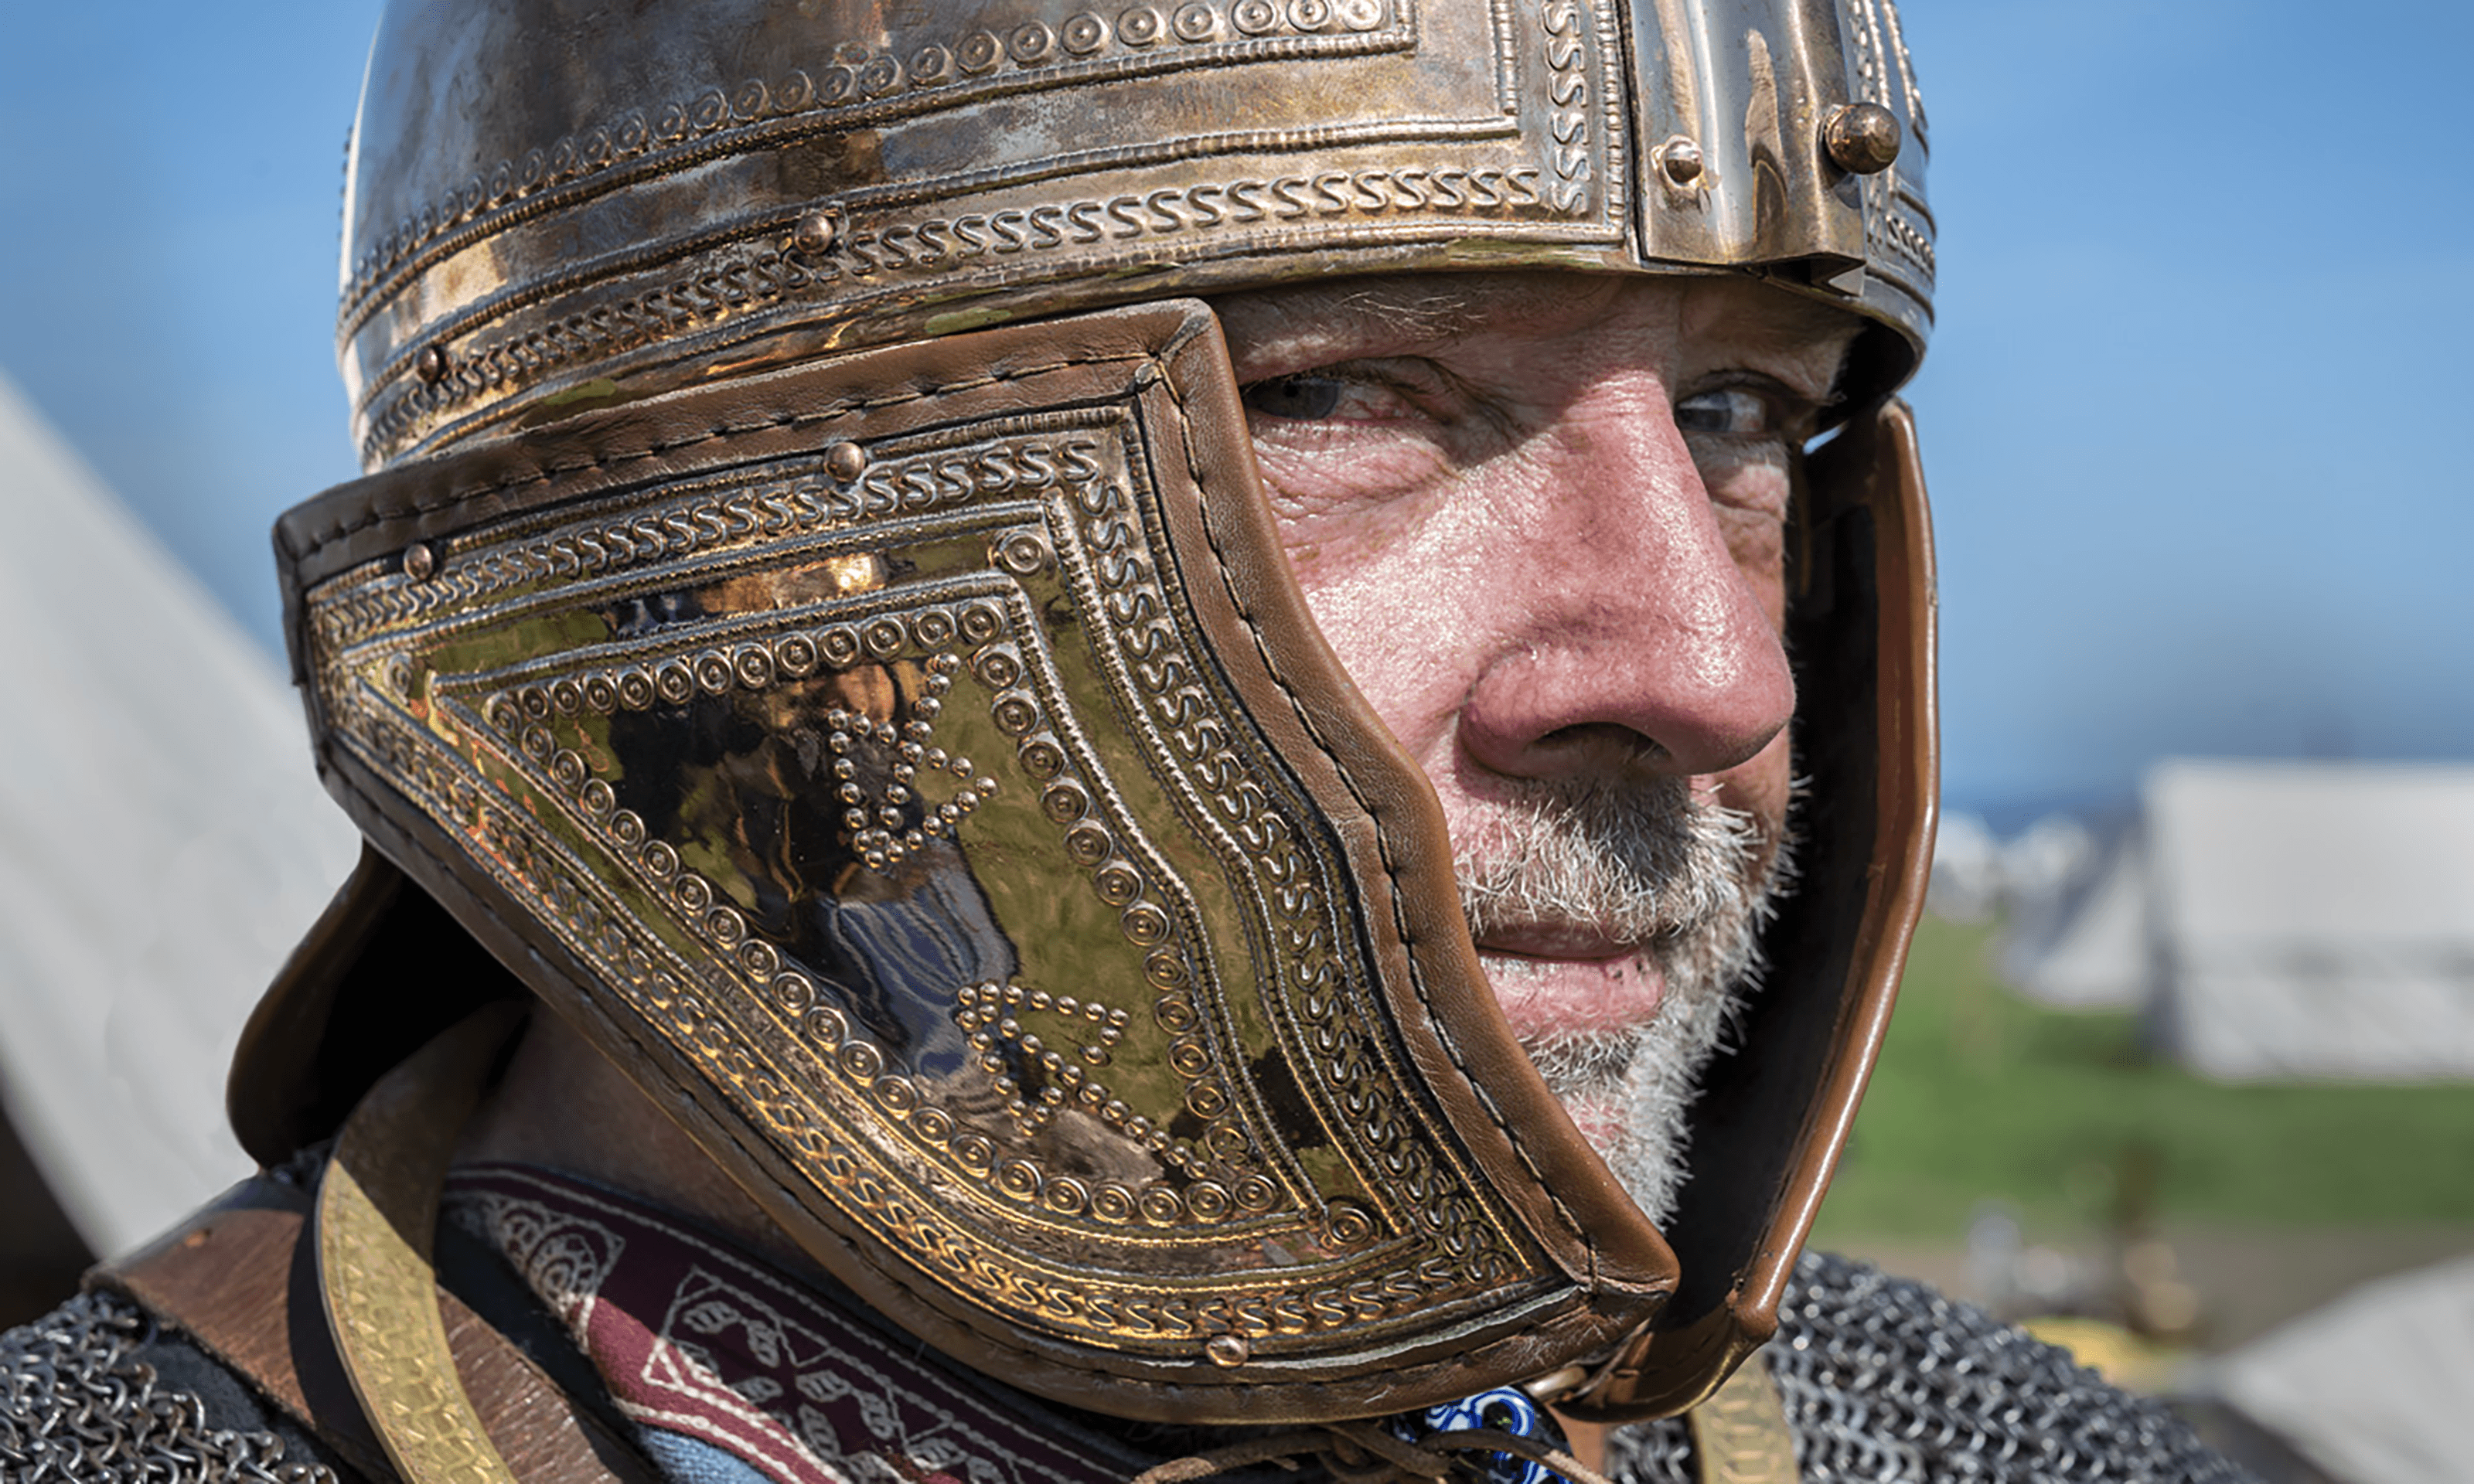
xmin=1324 ymin=284 xmax=1485 ymax=340
xmin=1219 ymin=272 xmax=1866 ymax=397
xmin=1216 ymin=277 xmax=1494 ymax=354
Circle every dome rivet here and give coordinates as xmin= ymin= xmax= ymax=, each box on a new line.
xmin=792 ymin=209 xmax=839 ymax=254
xmin=825 ymin=441 xmax=868 ymax=480
xmin=414 ymin=344 xmax=451 ymax=383
xmin=1658 ymin=137 xmax=1705 ymax=186
xmin=403 ymin=543 xmax=436 ymax=580
xmin=1205 ymin=1334 xmax=1250 ymax=1368
xmin=1823 ymin=102 xmax=1902 ymax=174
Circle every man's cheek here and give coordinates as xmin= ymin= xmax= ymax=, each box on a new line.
xmin=1710 ymin=725 xmax=1796 ymax=840
xmin=1709 ymin=509 xmax=1790 ymax=629
xmin=1259 ymin=466 xmax=1440 ymax=604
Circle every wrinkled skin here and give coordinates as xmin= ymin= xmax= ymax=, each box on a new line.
xmin=1217 ymin=271 xmax=1857 ymax=1059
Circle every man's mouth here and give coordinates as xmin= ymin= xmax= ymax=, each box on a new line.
xmin=1474 ymin=929 xmax=1670 ymax=1042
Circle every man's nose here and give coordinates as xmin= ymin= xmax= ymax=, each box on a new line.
xmin=1452 ymin=414 xmax=1796 ymax=783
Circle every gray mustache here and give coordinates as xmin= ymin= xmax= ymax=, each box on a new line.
xmin=1456 ymin=778 xmax=1777 ymax=948
xmin=1460 ymin=778 xmax=1796 ymax=1227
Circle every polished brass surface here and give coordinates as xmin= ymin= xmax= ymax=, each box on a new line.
xmin=318 ymin=1007 xmax=527 ymax=1484
xmin=282 ymin=302 xmax=1680 ymax=1424
xmin=339 ymin=0 xmax=1931 ymax=468
xmin=1683 ymin=1349 xmax=1798 ymax=1483
xmin=1822 ymin=100 xmax=1901 ymax=174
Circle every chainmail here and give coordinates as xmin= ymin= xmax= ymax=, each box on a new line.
xmin=2 ymin=1251 xmax=2251 ymax=1484
xmin=1607 ymin=1251 xmax=2255 ymax=1482
xmin=0 ymin=1291 xmax=339 ymax=1484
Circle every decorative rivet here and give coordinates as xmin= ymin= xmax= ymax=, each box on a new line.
xmin=1205 ymin=1334 xmax=1250 ymax=1368
xmin=403 ymin=543 xmax=436 ymax=580
xmin=1823 ymin=102 xmax=1902 ymax=174
xmin=825 ymin=441 xmax=868 ymax=480
xmin=792 ymin=209 xmax=840 ymax=255
xmin=414 ymin=344 xmax=451 ymax=383
xmin=1658 ymin=137 xmax=1705 ymax=186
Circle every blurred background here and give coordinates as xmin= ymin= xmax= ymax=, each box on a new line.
xmin=1 ymin=3 xmax=2467 ymax=1479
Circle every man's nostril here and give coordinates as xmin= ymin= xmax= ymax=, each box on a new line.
xmin=1532 ymin=722 xmax=1671 ymax=771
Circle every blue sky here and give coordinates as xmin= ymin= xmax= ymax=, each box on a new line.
xmin=3 ymin=2 xmax=2467 ymax=817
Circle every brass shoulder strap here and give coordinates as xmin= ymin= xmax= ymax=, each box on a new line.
xmin=313 ymin=1004 xmax=654 ymax=1484
xmin=99 ymin=1013 xmax=653 ymax=1484
xmin=1685 ymin=1349 xmax=1800 ymax=1484
xmin=318 ymin=1006 xmax=526 ymax=1484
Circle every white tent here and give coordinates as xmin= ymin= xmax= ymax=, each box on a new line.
xmin=1998 ymin=759 xmax=2474 ymax=1080
xmin=2004 ymin=822 xmax=2149 ymax=1011
xmin=1928 ymin=808 xmax=2144 ymax=1009
xmin=0 ymin=369 xmax=360 ymax=1255
xmin=2146 ymin=758 xmax=2474 ymax=1080
xmin=2201 ymin=1253 xmax=2474 ymax=1484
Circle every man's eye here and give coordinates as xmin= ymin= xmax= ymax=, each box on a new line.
xmin=1675 ymin=387 xmax=1775 ymax=436
xmin=1242 ymin=375 xmax=1346 ymax=420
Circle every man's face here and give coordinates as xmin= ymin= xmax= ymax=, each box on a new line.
xmin=1215 ymin=271 xmax=1860 ymax=1219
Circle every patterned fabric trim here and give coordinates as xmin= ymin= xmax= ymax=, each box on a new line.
xmin=1606 ymin=1251 xmax=2258 ymax=1482
xmin=438 ymin=1162 xmax=2253 ymax=1484
xmin=0 ymin=1291 xmax=342 ymax=1484
xmin=445 ymin=1165 xmax=1158 ymax=1484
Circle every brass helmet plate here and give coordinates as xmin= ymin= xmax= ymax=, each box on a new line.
xmin=341 ymin=0 xmax=1932 ymax=468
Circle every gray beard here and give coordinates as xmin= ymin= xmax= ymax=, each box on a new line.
xmin=1458 ymin=780 xmax=1791 ymax=1227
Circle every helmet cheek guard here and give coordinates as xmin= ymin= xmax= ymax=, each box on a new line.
xmin=258 ymin=303 xmax=1673 ymax=1422
xmin=241 ymin=304 xmax=1932 ymax=1422
xmin=1569 ymin=397 xmax=1937 ymax=1422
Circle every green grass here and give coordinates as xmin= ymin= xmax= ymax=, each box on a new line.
xmin=1809 ymin=917 xmax=2474 ymax=1241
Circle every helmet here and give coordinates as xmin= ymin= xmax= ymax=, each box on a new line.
xmin=238 ymin=0 xmax=1937 ymax=1428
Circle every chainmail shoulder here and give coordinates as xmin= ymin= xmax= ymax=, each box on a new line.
xmin=1606 ymin=1251 xmax=2256 ymax=1483
xmin=1 ymin=1291 xmax=351 ymax=1484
